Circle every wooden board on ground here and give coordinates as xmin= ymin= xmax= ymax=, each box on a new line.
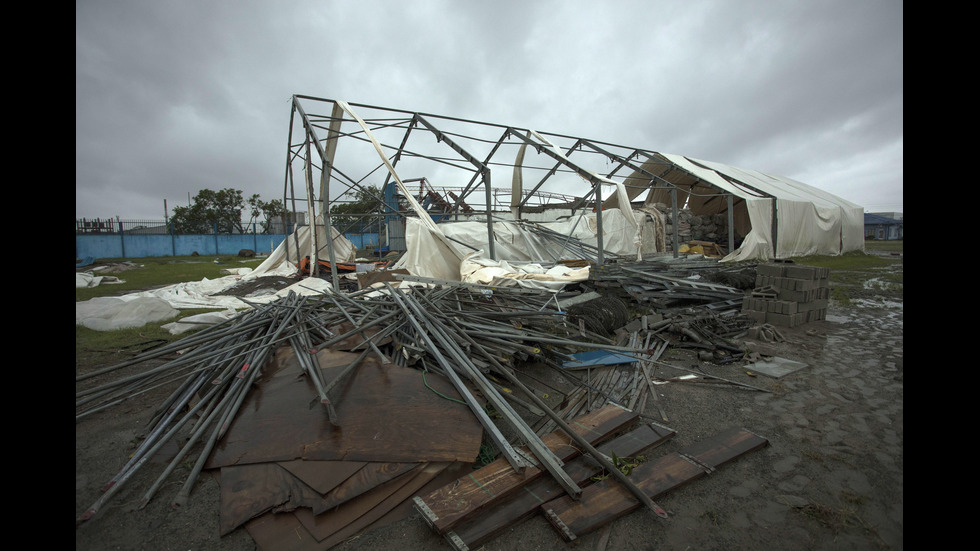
xmin=277 ymin=459 xmax=366 ymax=495
xmin=542 ymin=427 xmax=768 ymax=541
xmin=314 ymin=462 xmax=453 ymax=549
xmin=445 ymin=422 xmax=676 ymax=550
xmin=219 ymin=462 xmax=324 ymax=536
xmin=414 ymin=403 xmax=639 ymax=535
xmin=243 ymin=462 xmax=472 ymax=551
xmin=311 ymin=462 xmax=419 ymax=515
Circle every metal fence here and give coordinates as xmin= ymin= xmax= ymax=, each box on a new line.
xmin=75 ymin=218 xmax=292 ymax=235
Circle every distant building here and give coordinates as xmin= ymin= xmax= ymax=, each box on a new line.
xmin=864 ymin=213 xmax=903 ymax=240
xmin=870 ymin=212 xmax=903 ymax=221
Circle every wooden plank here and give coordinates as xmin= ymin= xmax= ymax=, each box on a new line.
xmin=414 ymin=402 xmax=639 ymax=535
xmin=678 ymin=426 xmax=769 ymax=470
xmin=542 ymin=427 xmax=768 ymax=541
xmin=446 ymin=423 xmax=676 ymax=550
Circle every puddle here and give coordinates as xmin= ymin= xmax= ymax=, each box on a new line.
xmin=852 ymin=298 xmax=903 ymax=309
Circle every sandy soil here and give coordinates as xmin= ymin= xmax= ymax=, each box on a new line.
xmin=76 ymin=269 xmax=902 ymax=551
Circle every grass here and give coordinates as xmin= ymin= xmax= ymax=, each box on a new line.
xmin=76 ymin=254 xmax=266 ymax=367
xmin=76 ymin=255 xmax=265 ymax=302
xmin=792 ymin=240 xmax=903 ymax=306
xmin=76 ymin=240 xmax=903 ymax=366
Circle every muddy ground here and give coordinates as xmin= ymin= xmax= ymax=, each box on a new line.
xmin=76 ymin=260 xmax=902 ymax=551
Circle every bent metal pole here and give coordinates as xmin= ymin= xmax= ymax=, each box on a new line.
xmin=438 ymin=310 xmax=670 ymax=518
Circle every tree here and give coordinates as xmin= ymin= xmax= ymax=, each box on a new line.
xmin=246 ymin=194 xmax=288 ymax=234
xmin=170 ymin=188 xmax=287 ymax=234
xmin=328 ymin=185 xmax=389 ymax=231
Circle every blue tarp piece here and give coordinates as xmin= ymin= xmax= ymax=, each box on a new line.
xmin=562 ymin=350 xmax=638 ymax=369
xmin=76 ymin=256 xmax=95 ymax=268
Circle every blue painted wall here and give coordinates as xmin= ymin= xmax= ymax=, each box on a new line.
xmin=75 ymin=233 xmax=290 ymax=259
xmin=76 ymin=232 xmax=382 ymax=260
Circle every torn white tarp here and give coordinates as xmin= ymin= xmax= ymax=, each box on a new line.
xmin=75 ymin=271 xmax=337 ymax=331
xmin=76 ymin=296 xmax=179 ymax=331
xmin=248 ymin=218 xmax=356 ymax=278
xmin=76 ymin=271 xmax=123 ymax=288
xmin=74 ymin=220 xmax=355 ymax=331
xmin=389 ymin=218 xmax=591 ymax=290
xmin=459 ymin=252 xmax=589 ymax=291
xmin=411 ymin=209 xmax=663 ymax=265
xmin=160 ymin=309 xmax=240 ymax=335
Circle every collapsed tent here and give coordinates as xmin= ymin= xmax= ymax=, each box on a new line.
xmin=612 ymin=153 xmax=865 ymax=262
xmin=283 ymin=96 xmax=865 ymax=285
xmin=248 ymin=215 xmax=356 ymax=278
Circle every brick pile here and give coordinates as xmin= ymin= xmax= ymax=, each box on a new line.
xmin=742 ymin=262 xmax=830 ymax=327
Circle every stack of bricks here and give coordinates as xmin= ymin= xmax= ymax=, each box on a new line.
xmin=741 ymin=262 xmax=830 ymax=327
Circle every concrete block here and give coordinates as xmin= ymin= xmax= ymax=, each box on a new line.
xmin=777 ymin=288 xmax=814 ymax=303
xmin=746 ymin=310 xmax=767 ymax=323
xmin=766 ymin=311 xmax=805 ymax=327
xmin=784 ymin=265 xmax=818 ymax=280
xmin=776 ymin=300 xmax=798 ymax=314
xmin=757 ymin=264 xmax=786 ymax=277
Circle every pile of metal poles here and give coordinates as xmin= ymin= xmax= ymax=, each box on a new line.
xmin=76 ymin=280 xmax=673 ymax=525
xmin=513 ymin=219 xmax=619 ymax=265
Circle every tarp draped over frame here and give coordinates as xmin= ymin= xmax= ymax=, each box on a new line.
xmin=529 ymin=131 xmax=643 ymax=261
xmin=338 ymin=102 xmax=608 ymax=289
xmin=248 ymin=217 xmax=356 ymax=278
xmin=633 ymin=153 xmax=864 ymax=262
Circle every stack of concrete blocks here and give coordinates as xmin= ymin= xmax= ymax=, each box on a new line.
xmin=742 ymin=263 xmax=830 ymax=327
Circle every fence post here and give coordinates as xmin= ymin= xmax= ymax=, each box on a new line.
xmin=170 ymin=222 xmax=176 ymax=257
xmin=253 ymin=222 xmax=257 ymax=252
xmin=118 ymin=220 xmax=126 ymax=258
xmin=214 ymin=222 xmax=219 ymax=255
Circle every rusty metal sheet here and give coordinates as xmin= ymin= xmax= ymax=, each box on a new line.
xmin=206 ymin=347 xmax=483 ymax=469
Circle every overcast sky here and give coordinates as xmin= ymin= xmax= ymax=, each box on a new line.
xmin=76 ymin=0 xmax=903 ymax=221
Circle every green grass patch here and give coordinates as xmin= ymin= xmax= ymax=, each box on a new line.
xmin=792 ymin=250 xmax=898 ymax=271
xmin=863 ymin=239 xmax=903 ymax=254
xmin=75 ymin=309 xmax=220 ymax=369
xmin=76 ymin=255 xmax=264 ymax=302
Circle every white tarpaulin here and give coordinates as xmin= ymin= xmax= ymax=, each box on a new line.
xmin=388 ymin=208 xmax=664 ymax=289
xmin=460 ymin=252 xmax=589 ymax=291
xmin=75 ymin=223 xmax=354 ymax=331
xmin=650 ymin=154 xmax=864 ymax=262
xmin=412 ymin=209 xmax=663 ymax=264
xmin=248 ymin=218 xmax=355 ymax=278
xmin=341 ymin=101 xmax=595 ymax=290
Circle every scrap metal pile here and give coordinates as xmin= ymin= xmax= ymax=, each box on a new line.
xmin=75 ymin=258 xmax=770 ymax=550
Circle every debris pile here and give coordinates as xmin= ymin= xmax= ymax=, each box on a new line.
xmin=742 ymin=262 xmax=831 ymax=327
xmin=76 ymin=257 xmax=781 ymax=550
xmin=660 ymin=207 xmax=730 ymax=244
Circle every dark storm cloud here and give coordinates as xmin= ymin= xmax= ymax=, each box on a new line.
xmin=76 ymin=0 xmax=902 ymax=219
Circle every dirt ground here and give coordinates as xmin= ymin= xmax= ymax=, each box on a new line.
xmin=76 ymin=262 xmax=903 ymax=551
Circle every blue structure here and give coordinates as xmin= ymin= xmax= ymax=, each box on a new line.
xmin=75 ymin=231 xmax=290 ymax=260
xmin=864 ymin=213 xmax=903 ymax=240
xmin=75 ymin=225 xmax=388 ymax=261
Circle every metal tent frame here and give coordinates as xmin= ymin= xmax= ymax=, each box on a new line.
xmin=282 ymin=95 xmax=764 ymax=289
